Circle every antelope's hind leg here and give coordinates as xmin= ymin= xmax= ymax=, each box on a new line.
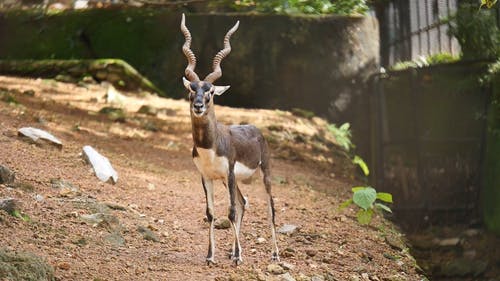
xmin=202 ymin=177 xmax=216 ymax=265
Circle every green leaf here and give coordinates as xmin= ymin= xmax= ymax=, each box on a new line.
xmin=375 ymin=203 xmax=392 ymax=213
xmin=376 ymin=192 xmax=393 ymax=203
xmin=351 ymin=186 xmax=366 ymax=193
xmin=338 ymin=199 xmax=353 ymax=210
xmin=353 ymin=187 xmax=377 ymax=210
xmin=11 ymin=210 xmax=30 ymax=222
xmin=356 ymin=209 xmax=373 ymax=225
xmin=353 ymin=155 xmax=369 ymax=176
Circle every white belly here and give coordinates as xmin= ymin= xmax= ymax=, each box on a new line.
xmin=193 ymin=148 xmax=257 ymax=181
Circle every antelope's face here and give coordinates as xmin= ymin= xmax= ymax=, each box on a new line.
xmin=183 ymin=77 xmax=230 ymax=117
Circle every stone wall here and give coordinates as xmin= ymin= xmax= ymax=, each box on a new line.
xmin=0 ymin=9 xmax=379 ymax=123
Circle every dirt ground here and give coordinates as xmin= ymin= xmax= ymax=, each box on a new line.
xmin=0 ymin=76 xmax=424 ymax=281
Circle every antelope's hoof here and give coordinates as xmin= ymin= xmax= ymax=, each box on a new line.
xmin=232 ymin=256 xmax=243 ymax=266
xmin=271 ymin=252 xmax=280 ymax=262
xmin=206 ymin=257 xmax=216 ymax=266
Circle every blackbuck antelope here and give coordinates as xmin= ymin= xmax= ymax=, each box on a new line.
xmin=180 ymin=14 xmax=279 ymax=265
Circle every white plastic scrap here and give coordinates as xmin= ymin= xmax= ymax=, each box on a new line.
xmin=82 ymin=145 xmax=118 ymax=184
xmin=18 ymin=127 xmax=62 ymax=147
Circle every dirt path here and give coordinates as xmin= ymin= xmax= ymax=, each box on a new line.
xmin=0 ymin=76 xmax=424 ymax=280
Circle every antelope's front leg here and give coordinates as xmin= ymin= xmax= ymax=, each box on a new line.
xmin=227 ymin=169 xmax=243 ymax=265
xmin=202 ymin=177 xmax=216 ymax=265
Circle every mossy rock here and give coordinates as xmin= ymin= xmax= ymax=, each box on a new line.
xmin=0 ymin=249 xmax=55 ymax=281
xmin=0 ymin=59 xmax=162 ymax=94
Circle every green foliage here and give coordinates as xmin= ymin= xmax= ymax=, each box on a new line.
xmin=449 ymin=2 xmax=500 ymax=60
xmin=327 ymin=122 xmax=353 ymax=151
xmin=391 ymin=53 xmax=459 ymax=71
xmin=214 ymin=0 xmax=368 ymax=15
xmin=480 ymin=0 xmax=498 ymax=8
xmin=353 ymin=155 xmax=369 ymax=176
xmin=11 ymin=210 xmax=30 ymax=222
xmin=340 ymin=186 xmax=393 ymax=225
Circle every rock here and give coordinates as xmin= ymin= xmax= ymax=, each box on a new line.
xmin=305 ymin=249 xmax=317 ymax=257
xmin=279 ymin=261 xmax=295 ymax=270
xmin=278 ymin=224 xmax=299 ymax=235
xmin=0 ymin=165 xmax=15 ymax=184
xmin=463 ymin=228 xmax=480 ymax=237
xmin=296 ymin=273 xmax=311 ymax=281
xmin=435 ymin=237 xmax=460 ymax=247
xmin=51 ymin=178 xmax=80 ymax=198
xmin=256 ymin=237 xmax=267 ymax=244
xmin=17 ymin=127 xmax=62 ymax=148
xmin=0 ymin=249 xmax=55 ymax=280
xmin=102 ymin=201 xmax=127 ymax=211
xmin=278 ymin=272 xmax=296 ymax=281
xmin=267 ymin=263 xmax=285 ymax=275
xmin=105 ymin=231 xmax=126 ymax=247
xmin=437 ymin=258 xmax=488 ymax=277
xmin=137 ymin=225 xmax=159 ymax=242
xmin=98 ymin=106 xmax=126 ymax=122
xmin=385 ymin=236 xmax=405 ymax=251
xmin=311 ymin=275 xmax=325 ymax=281
xmin=214 ymin=218 xmax=231 ymax=229
xmin=0 ymin=198 xmax=18 ymax=214
xmin=103 ymin=82 xmax=127 ymax=105
xmin=82 ymin=146 xmax=118 ymax=184
xmin=137 ymin=105 xmax=158 ymax=116
xmin=57 ymin=262 xmax=71 ymax=270
xmin=80 ymin=213 xmax=120 ymax=231
xmin=34 ymin=194 xmax=44 ymax=202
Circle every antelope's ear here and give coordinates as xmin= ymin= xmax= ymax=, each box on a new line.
xmin=182 ymin=77 xmax=191 ymax=90
xmin=213 ymin=85 xmax=230 ymax=96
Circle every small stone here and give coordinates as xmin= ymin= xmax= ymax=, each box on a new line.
xmin=256 ymin=237 xmax=266 ymax=244
xmin=18 ymin=127 xmax=62 ymax=148
xmin=22 ymin=90 xmax=35 ymax=97
xmin=214 ymin=218 xmax=231 ymax=229
xmin=437 ymin=258 xmax=488 ymax=277
xmin=34 ymin=194 xmax=44 ymax=202
xmin=137 ymin=105 xmax=158 ymax=116
xmin=305 ymin=249 xmax=317 ymax=257
xmin=278 ymin=224 xmax=299 ymax=235
xmin=267 ymin=263 xmax=285 ymax=275
xmin=0 ymin=165 xmax=15 ymax=184
xmin=361 ymin=273 xmax=369 ymax=280
xmin=137 ymin=225 xmax=159 ymax=242
xmin=0 ymin=198 xmax=18 ymax=214
xmin=296 ymin=273 xmax=310 ymax=281
xmin=279 ymin=261 xmax=295 ymax=270
xmin=98 ymin=106 xmax=126 ymax=122
xmin=436 ymin=237 xmax=460 ymax=247
xmin=57 ymin=262 xmax=71 ymax=270
xmin=278 ymin=272 xmax=296 ymax=281
xmin=82 ymin=146 xmax=118 ymax=184
xmin=311 ymin=275 xmax=325 ymax=281
xmin=385 ymin=236 xmax=405 ymax=251
xmin=463 ymin=229 xmax=480 ymax=237
xmin=105 ymin=231 xmax=126 ymax=247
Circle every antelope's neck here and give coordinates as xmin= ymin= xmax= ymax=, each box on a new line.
xmin=191 ymin=110 xmax=218 ymax=149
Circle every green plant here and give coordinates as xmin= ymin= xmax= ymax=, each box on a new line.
xmin=448 ymin=2 xmax=500 ymax=60
xmin=213 ymin=0 xmax=368 ymax=15
xmin=340 ymin=186 xmax=393 ymax=225
xmin=327 ymin=122 xmax=353 ymax=151
xmin=340 ymin=156 xmax=393 ymax=225
xmin=390 ymin=53 xmax=459 ymax=71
